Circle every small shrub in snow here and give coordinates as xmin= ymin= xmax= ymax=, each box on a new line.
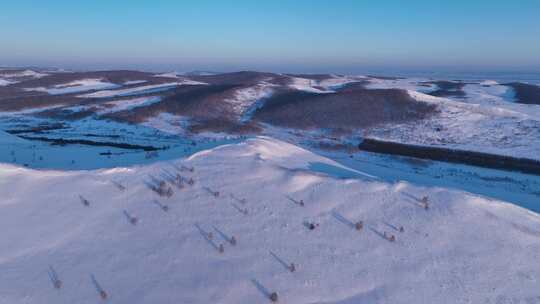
xmin=269 ymin=292 xmax=278 ymax=302
xmin=421 ymin=196 xmax=429 ymax=210
xmin=383 ymin=231 xmax=396 ymax=242
xmin=287 ymin=195 xmax=305 ymax=207
xmin=289 ymin=263 xmax=296 ymax=273
xmin=149 ymin=180 xmax=174 ymax=198
xmin=152 ymin=199 xmax=169 ymax=212
xmin=100 ymin=290 xmax=108 ymax=300
xmin=47 ymin=266 xmax=62 ymax=289
xmin=79 ymin=195 xmax=90 ymax=207
xmin=231 ymin=203 xmax=248 ymax=215
xmin=230 ymin=194 xmax=247 ymax=204
xmin=123 ymin=210 xmax=138 ymax=225
xmin=111 ymin=181 xmax=126 ymax=191
xmin=173 ymin=174 xmax=185 ymax=188
xmin=204 ymin=187 xmax=219 ymax=197
xmin=304 ymin=221 xmax=319 ymax=230
xmin=181 ymin=165 xmax=195 ymax=172
xmin=91 ymin=275 xmax=108 ymax=301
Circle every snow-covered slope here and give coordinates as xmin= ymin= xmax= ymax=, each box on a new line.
xmin=225 ymin=82 xmax=276 ymax=120
xmin=78 ymin=81 xmax=206 ymax=98
xmin=1 ymin=137 xmax=539 ymax=304
xmin=288 ymin=75 xmax=361 ymax=93
xmin=24 ymin=79 xmax=120 ymax=95
xmin=367 ymin=90 xmax=540 ymax=160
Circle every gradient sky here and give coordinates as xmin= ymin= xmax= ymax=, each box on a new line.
xmin=1 ymin=0 xmax=539 ymax=73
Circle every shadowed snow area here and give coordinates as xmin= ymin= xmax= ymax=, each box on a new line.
xmin=1 ymin=137 xmax=539 ymax=304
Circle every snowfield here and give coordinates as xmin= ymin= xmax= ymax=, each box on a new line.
xmin=364 ymin=77 xmax=437 ymax=93
xmin=1 ymin=137 xmax=539 ymax=304
xmin=25 ymin=79 xmax=120 ymax=95
xmin=288 ymin=76 xmax=358 ymax=93
xmin=60 ymin=96 xmax=163 ymax=116
xmin=78 ymin=81 xmax=206 ymax=98
xmin=367 ymin=90 xmax=540 ymax=161
xmin=224 ymin=82 xmax=276 ymax=120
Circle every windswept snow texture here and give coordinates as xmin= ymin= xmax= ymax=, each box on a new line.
xmin=25 ymin=79 xmax=120 ymax=95
xmin=79 ymin=81 xmax=206 ymax=98
xmin=0 ymin=137 xmax=539 ymax=304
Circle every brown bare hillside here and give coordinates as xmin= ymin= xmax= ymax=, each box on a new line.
xmin=102 ymin=84 xmax=241 ymax=123
xmin=252 ymin=88 xmax=437 ymax=130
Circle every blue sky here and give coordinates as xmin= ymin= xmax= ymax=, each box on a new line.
xmin=1 ymin=0 xmax=539 ymax=73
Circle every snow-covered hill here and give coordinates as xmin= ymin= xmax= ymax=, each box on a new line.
xmin=1 ymin=137 xmax=539 ymax=304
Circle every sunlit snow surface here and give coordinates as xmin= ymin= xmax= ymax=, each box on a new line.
xmin=0 ymin=137 xmax=539 ymax=304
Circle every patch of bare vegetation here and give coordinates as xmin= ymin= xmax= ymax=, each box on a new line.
xmin=252 ymin=88 xmax=437 ymax=130
xmin=188 ymin=118 xmax=261 ymax=134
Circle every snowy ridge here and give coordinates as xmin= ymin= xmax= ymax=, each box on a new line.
xmin=1 ymin=137 xmax=539 ymax=303
xmin=24 ymin=79 xmax=120 ymax=95
xmin=288 ymin=76 xmax=360 ymax=93
xmin=78 ymin=80 xmax=207 ymax=98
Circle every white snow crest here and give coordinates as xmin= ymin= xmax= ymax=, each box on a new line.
xmin=25 ymin=79 xmax=120 ymax=95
